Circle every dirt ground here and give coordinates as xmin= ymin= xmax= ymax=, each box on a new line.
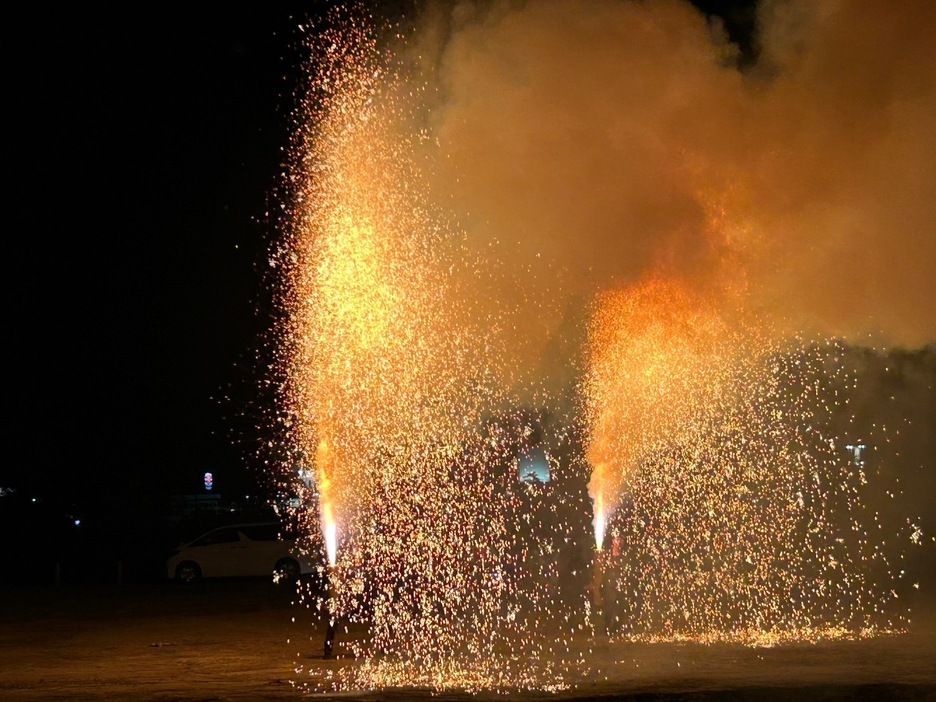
xmin=1 ymin=580 xmax=934 ymax=701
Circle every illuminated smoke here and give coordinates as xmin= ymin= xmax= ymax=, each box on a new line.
xmin=266 ymin=0 xmax=932 ymax=694
xmin=422 ymin=0 xmax=935 ymax=352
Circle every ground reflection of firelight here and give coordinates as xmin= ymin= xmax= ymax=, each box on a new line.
xmin=268 ymin=9 xmax=921 ymax=695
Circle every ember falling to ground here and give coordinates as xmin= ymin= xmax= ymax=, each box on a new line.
xmin=268 ymin=0 xmax=935 ymax=693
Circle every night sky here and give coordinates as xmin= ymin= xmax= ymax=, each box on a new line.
xmin=8 ymin=7 xmax=314 ymax=504
xmin=5 ymin=2 xmax=758 ymax=509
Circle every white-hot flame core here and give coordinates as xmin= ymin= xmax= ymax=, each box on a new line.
xmin=324 ymin=521 xmax=338 ymax=566
xmin=593 ymin=493 xmax=606 ymax=551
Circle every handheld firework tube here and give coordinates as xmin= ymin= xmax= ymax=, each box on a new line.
xmin=323 ymin=564 xmax=336 ymax=660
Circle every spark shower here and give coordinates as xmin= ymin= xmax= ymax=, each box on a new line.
xmin=266 ymin=0 xmax=934 ymax=693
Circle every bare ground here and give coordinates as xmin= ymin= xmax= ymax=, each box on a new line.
xmin=1 ymin=580 xmax=934 ymax=701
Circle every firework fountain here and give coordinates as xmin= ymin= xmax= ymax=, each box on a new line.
xmin=582 ymin=280 xmax=912 ymax=643
xmin=265 ymin=2 xmax=933 ymax=695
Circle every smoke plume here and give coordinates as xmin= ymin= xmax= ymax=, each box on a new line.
xmin=407 ymin=0 xmax=936 ymax=376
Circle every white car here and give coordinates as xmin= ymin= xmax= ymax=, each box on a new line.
xmin=167 ymin=522 xmax=316 ymax=583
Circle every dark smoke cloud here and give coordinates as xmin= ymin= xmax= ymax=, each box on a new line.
xmin=408 ymin=0 xmax=935 ymax=364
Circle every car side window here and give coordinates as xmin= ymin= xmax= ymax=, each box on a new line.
xmin=240 ymin=524 xmax=280 ymax=541
xmin=192 ymin=527 xmax=241 ymax=547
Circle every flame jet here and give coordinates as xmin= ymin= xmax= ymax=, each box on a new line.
xmin=314 ymin=438 xmax=338 ymax=566
xmin=584 ymin=277 xmax=742 ymax=543
xmin=273 ymin=18 xmax=537 ymax=690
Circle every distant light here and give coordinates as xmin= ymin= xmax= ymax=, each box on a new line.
xmin=204 ymin=472 xmax=214 ymax=491
xmin=74 ymin=519 xmax=81 ymax=527
xmin=32 ymin=498 xmax=37 ymax=503
xmin=845 ymin=443 xmax=866 ymax=465
xmin=518 ymin=447 xmax=551 ymax=484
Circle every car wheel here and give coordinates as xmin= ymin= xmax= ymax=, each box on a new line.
xmin=274 ymin=558 xmax=300 ymax=583
xmin=175 ymin=562 xmax=201 ymax=583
